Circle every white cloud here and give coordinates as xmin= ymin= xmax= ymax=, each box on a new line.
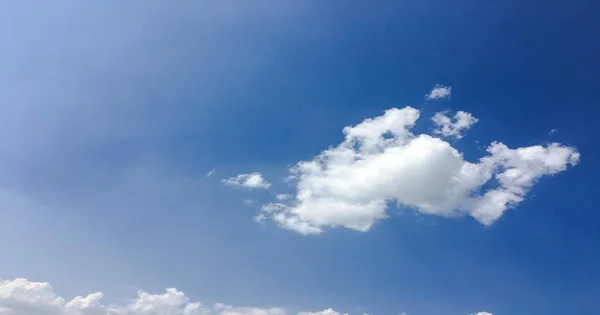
xmin=297 ymin=309 xmax=346 ymax=315
xmin=243 ymin=199 xmax=257 ymax=205
xmin=275 ymin=194 xmax=293 ymax=201
xmin=549 ymin=129 xmax=558 ymax=135
xmin=214 ymin=303 xmax=286 ymax=315
xmin=0 ymin=278 xmax=492 ymax=315
xmin=257 ymin=107 xmax=579 ymax=234
xmin=0 ymin=278 xmax=346 ymax=315
xmin=432 ymin=110 xmax=478 ymax=139
xmin=207 ymin=169 xmax=216 ymax=178
xmin=0 ymin=278 xmax=207 ymax=315
xmin=223 ymin=173 xmax=271 ymax=189
xmin=425 ymin=84 xmax=451 ymax=100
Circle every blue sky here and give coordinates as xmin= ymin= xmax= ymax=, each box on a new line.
xmin=0 ymin=1 xmax=598 ymax=315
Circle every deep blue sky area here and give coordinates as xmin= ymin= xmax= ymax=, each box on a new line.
xmin=0 ymin=1 xmax=599 ymax=315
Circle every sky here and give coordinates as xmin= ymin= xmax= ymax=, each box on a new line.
xmin=0 ymin=1 xmax=599 ymax=315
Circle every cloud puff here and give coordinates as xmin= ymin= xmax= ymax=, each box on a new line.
xmin=258 ymin=107 xmax=579 ymax=234
xmin=432 ymin=110 xmax=478 ymax=139
xmin=426 ymin=84 xmax=451 ymax=100
xmin=472 ymin=313 xmax=493 ymax=315
xmin=297 ymin=309 xmax=347 ymax=315
xmin=223 ymin=173 xmax=271 ymax=189
xmin=0 ymin=278 xmax=339 ymax=315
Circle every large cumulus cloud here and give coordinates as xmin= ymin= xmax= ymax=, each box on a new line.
xmin=257 ymin=107 xmax=579 ymax=234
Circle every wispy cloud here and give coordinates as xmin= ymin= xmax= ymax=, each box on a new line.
xmin=275 ymin=193 xmax=292 ymax=201
xmin=223 ymin=172 xmax=271 ymax=189
xmin=207 ymin=168 xmax=216 ymax=178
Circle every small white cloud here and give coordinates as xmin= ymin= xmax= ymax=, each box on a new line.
xmin=549 ymin=128 xmax=558 ymax=135
xmin=275 ymin=194 xmax=293 ymax=201
xmin=207 ymin=168 xmax=216 ymax=178
xmin=243 ymin=199 xmax=256 ymax=205
xmin=432 ymin=110 xmax=479 ymax=139
xmin=256 ymin=107 xmax=579 ymax=234
xmin=426 ymin=84 xmax=451 ymax=100
xmin=297 ymin=309 xmax=347 ymax=315
xmin=214 ymin=303 xmax=285 ymax=315
xmin=472 ymin=312 xmax=493 ymax=315
xmin=223 ymin=172 xmax=271 ymax=189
